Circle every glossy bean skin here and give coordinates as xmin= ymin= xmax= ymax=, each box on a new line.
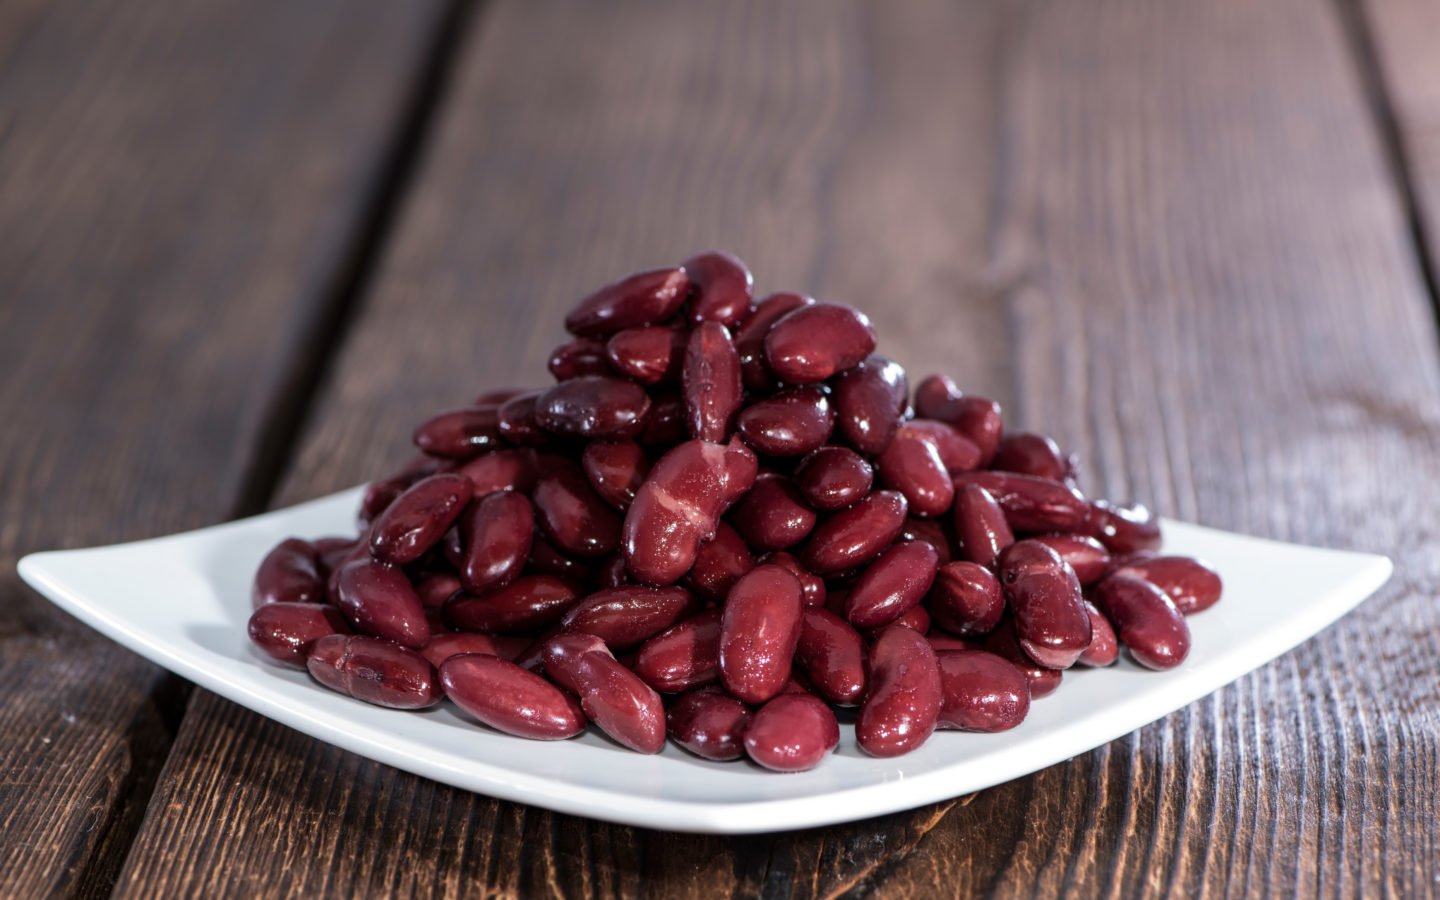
xmin=764 ymin=551 xmax=827 ymax=608
xmin=543 ymin=632 xmax=665 ymax=753
xmin=844 ymin=540 xmax=939 ymax=629
xmin=872 ymin=604 xmax=930 ymax=637
xmin=832 ymin=355 xmax=907 ymax=456
xmin=913 ymin=376 xmax=1003 ymax=466
xmin=565 ymin=267 xmax=691 ymax=337
xmin=1109 ymin=555 xmax=1222 ymax=614
xmin=795 ymin=608 xmax=867 ymax=705
xmin=877 ymin=425 xmax=954 ymax=517
xmin=535 ymin=376 xmax=651 ymax=439
xmin=360 ymin=455 xmax=448 ymax=529
xmin=953 ymin=471 xmax=1089 ymax=533
xmin=420 ymin=568 xmax=463 ymax=610
xmin=532 ymin=463 xmax=622 ymax=559
xmin=412 ymin=407 xmax=502 ymax=459
xmin=905 ymin=420 xmax=982 ymax=474
xmin=632 ymin=608 xmax=722 ymax=692
xmin=1093 ymin=574 xmax=1191 ymax=670
xmin=928 ymin=561 xmax=1005 ymax=636
xmin=991 ymin=432 xmax=1068 ymax=481
xmin=802 ymin=489 xmax=908 ymax=574
xmin=1077 ymin=600 xmax=1119 ymax=667
xmin=719 ymin=564 xmax=803 ymax=704
xmin=445 ymin=575 xmax=580 ymax=634
xmin=526 ymin=536 xmax=592 ymax=582
xmin=1086 ymin=500 xmax=1163 ymax=554
xmin=548 ymin=337 xmax=611 ymax=381
xmin=736 ymin=386 xmax=834 ymax=457
xmin=685 ymin=523 xmax=755 ymax=602
xmin=683 ymin=322 xmax=743 ymax=442
xmin=794 ymin=446 xmax=873 ymax=511
xmin=308 ymin=635 xmax=439 ymax=709
xmin=421 ymin=632 xmax=529 ymax=668
xmin=998 ymin=540 xmax=1092 ymax=669
xmin=898 ymin=517 xmax=952 ymax=565
xmin=926 ymin=631 xmax=976 ymax=653
xmin=440 ymin=653 xmax=586 ymax=739
xmin=248 ymin=602 xmax=350 ymax=666
xmin=312 ymin=536 xmax=359 ymax=578
xmin=622 ymin=437 xmax=758 ymax=585
xmin=743 ymin=693 xmax=839 ymax=772
xmin=368 ymin=473 xmax=472 ymax=565
xmin=735 ymin=292 xmax=814 ymax=389
xmin=1029 ymin=534 xmax=1111 ymax=586
xmin=593 ymin=552 xmax=628 ymax=589
xmin=856 ymin=625 xmax=943 ymax=758
xmin=560 ymin=585 xmax=699 ymax=650
xmin=980 ymin=619 xmax=1062 ymax=698
xmin=684 ymin=251 xmax=753 ymax=327
xmin=606 ymin=326 xmax=684 ymax=384
xmin=935 ymin=649 xmax=1030 ymax=732
xmin=457 ymin=491 xmax=533 ymax=594
xmin=455 ymin=448 xmax=539 ymax=495
xmin=335 ymin=560 xmax=430 ymax=649
xmin=253 ymin=538 xmax=324 ymax=608
xmin=952 ymin=484 xmax=1014 ymax=569
xmin=727 ymin=474 xmax=817 ymax=551
xmin=764 ymin=302 xmax=877 ymax=384
xmin=667 ymin=689 xmax=751 ymax=760
xmin=581 ymin=441 xmax=651 ymax=510
xmin=637 ymin=388 xmax=687 ymax=447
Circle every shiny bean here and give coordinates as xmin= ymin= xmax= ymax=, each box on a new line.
xmin=606 ymin=325 xmax=685 ymax=384
xmin=592 ymin=552 xmax=629 ymax=589
xmin=925 ymin=631 xmax=975 ymax=653
xmin=496 ymin=391 xmax=551 ymax=447
xmin=1077 ymin=600 xmax=1119 ymax=667
xmin=1109 ymin=555 xmax=1222 ymax=614
xmin=560 ymin=585 xmax=699 ymax=649
xmin=445 ymin=575 xmax=580 ymax=634
xmin=935 ymin=649 xmax=1030 ymax=732
xmin=764 ymin=302 xmax=877 ymax=384
xmin=632 ymin=608 xmax=722 ymax=692
xmin=532 ymin=463 xmax=621 ymax=559
xmin=535 ymin=376 xmax=651 ymax=439
xmin=877 ymin=425 xmax=954 ymax=517
xmin=1093 ymin=574 xmax=1191 ymax=670
xmin=526 ymin=536 xmax=592 ymax=582
xmin=795 ymin=608 xmax=867 ymax=705
xmin=905 ymin=420 xmax=982 ymax=474
xmin=1086 ymin=500 xmax=1163 ymax=554
xmin=743 ymin=693 xmax=839 ymax=772
xmin=952 ymin=471 xmax=1089 ymax=533
xmin=248 ymin=602 xmax=350 ymax=666
xmin=336 ymin=560 xmax=430 ymax=649
xmin=735 ymin=292 xmax=814 ymax=389
xmin=898 ymin=517 xmax=952 ymax=564
xmin=360 ymin=456 xmax=447 ymax=529
xmin=564 ymin=267 xmax=691 ymax=337
xmin=727 ymin=474 xmax=816 ymax=551
xmin=440 ymin=653 xmax=586 ymax=739
xmin=856 ymin=625 xmax=942 ymax=758
xmin=368 ymin=472 xmax=472 ymax=565
xmin=832 ymin=355 xmax=907 ymax=455
xmin=455 ymin=448 xmax=540 ymax=495
xmin=543 ymin=632 xmax=665 ymax=753
xmin=683 ymin=322 xmax=743 ymax=442
xmin=636 ymin=387 xmax=687 ymax=447
xmin=871 ymin=604 xmax=930 ymax=638
xmin=548 ymin=337 xmax=612 ymax=380
xmin=980 ymin=619 xmax=1062 ymax=698
xmin=736 ymin=386 xmax=834 ymax=457
xmin=1030 ymin=534 xmax=1111 ymax=586
xmin=794 ymin=446 xmax=873 ymax=511
xmin=998 ymin=540 xmax=1091 ymax=669
xmin=845 ymin=541 xmax=939 ymax=629
xmin=667 ymin=689 xmax=751 ymax=761
xmin=312 ymin=536 xmax=359 ymax=578
xmin=457 ymin=491 xmax=533 ymax=594
xmin=581 ymin=441 xmax=651 ymax=510
xmin=764 ymin=551 xmax=827 ymax=608
xmin=308 ymin=635 xmax=439 ymax=709
xmin=719 ymin=564 xmax=803 ymax=704
xmin=991 ymin=432 xmax=1068 ymax=481
xmin=928 ymin=561 xmax=1005 ymax=636
xmin=415 ymin=572 xmax=460 ymax=609
xmin=685 ymin=522 xmax=755 ymax=602
xmin=421 ymin=632 xmax=529 ymax=668
xmin=801 ymin=489 xmax=908 ymax=574
xmin=412 ymin=407 xmax=502 ymax=459
xmin=913 ymin=375 xmax=1003 ymax=465
xmin=684 ymin=251 xmax=754 ymax=327
xmin=952 ymin=484 xmax=1014 ymax=568
xmin=253 ymin=538 xmax=324 ymax=608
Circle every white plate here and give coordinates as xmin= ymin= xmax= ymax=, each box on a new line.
xmin=18 ymin=488 xmax=1391 ymax=834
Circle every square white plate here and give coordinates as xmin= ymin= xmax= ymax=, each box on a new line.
xmin=18 ymin=488 xmax=1391 ymax=834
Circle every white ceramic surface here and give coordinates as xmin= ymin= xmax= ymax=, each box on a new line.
xmin=17 ymin=488 xmax=1391 ymax=833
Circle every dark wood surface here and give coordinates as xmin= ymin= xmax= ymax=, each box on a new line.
xmin=5 ymin=0 xmax=1438 ymax=897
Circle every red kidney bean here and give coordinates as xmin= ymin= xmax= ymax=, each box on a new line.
xmin=845 ymin=540 xmax=939 ymax=629
xmin=415 ymin=572 xmax=461 ymax=610
xmin=913 ymin=376 xmax=1003 ymax=466
xmin=543 ymin=632 xmax=665 ymax=753
xmin=532 ymin=463 xmax=621 ymax=559
xmin=992 ymin=432 xmax=1068 ymax=481
xmin=632 ymin=608 xmax=722 ymax=692
xmin=736 ymin=386 xmax=834 ymax=457
xmin=312 ymin=536 xmax=357 ymax=577
xmin=743 ymin=693 xmax=839 ymax=772
xmin=980 ymin=619 xmax=1062 ymax=698
xmin=457 ymin=491 xmax=533 ymax=594
xmin=548 ymin=337 xmax=612 ymax=381
xmin=325 ymin=541 xmax=370 ymax=605
xmin=794 ymin=446 xmax=872 ymax=511
xmin=455 ymin=448 xmax=540 ymax=495
xmin=685 ymin=522 xmax=755 ymax=602
xmin=1077 ymin=600 xmax=1119 ymax=667
xmin=926 ymin=631 xmax=975 ymax=653
xmin=308 ymin=635 xmax=440 ymax=709
xmin=795 ymin=608 xmax=867 ymax=705
xmin=683 ymin=322 xmax=743 ymax=442
xmin=1093 ymin=574 xmax=1191 ymax=670
xmin=952 ymin=484 xmax=1014 ymax=569
xmin=412 ymin=407 xmax=502 ymax=459
xmin=802 ymin=489 xmax=908 ymax=574
xmin=560 ymin=585 xmax=699 ymax=649
xmin=764 ymin=302 xmax=877 ymax=384
xmin=1109 ymin=555 xmax=1222 ymax=615
xmin=248 ymin=602 xmax=350 ymax=666
xmin=764 ymin=551 xmax=827 ymax=608
xmin=735 ymin=292 xmax=815 ymax=389
xmin=667 ymin=689 xmax=751 ymax=761
xmin=421 ymin=632 xmax=529 ymax=668
xmin=953 ymin=471 xmax=1089 ymax=533
xmin=535 ymin=376 xmax=651 ymax=439
xmin=440 ymin=653 xmax=586 ymax=739
xmin=856 ymin=625 xmax=942 ymax=758
xmin=445 ymin=575 xmax=580 ymax=634
xmin=877 ymin=425 xmax=954 ymax=517
xmin=526 ymin=536 xmax=592 ymax=582
xmin=253 ymin=538 xmax=324 ymax=608
xmin=870 ymin=604 xmax=930 ymax=638
xmin=1086 ymin=500 xmax=1163 ymax=554
xmin=1029 ymin=534 xmax=1110 ymax=585
xmin=719 ymin=564 xmax=803 ymax=704
xmin=565 ymin=267 xmax=691 ymax=337
xmin=905 ymin=419 xmax=982 ymax=474
xmin=623 ymin=437 xmax=758 ymax=585
xmin=831 ymin=355 xmax=907 ymax=455
xmin=928 ymin=561 xmax=1005 ymax=636
xmin=935 ymin=649 xmax=1030 ymax=733
xmin=606 ymin=325 xmax=685 ymax=384
xmin=360 ymin=456 xmax=448 ymax=528
xmin=335 ymin=560 xmax=430 ymax=649
xmin=898 ymin=517 xmax=952 ymax=565
xmin=368 ymin=473 xmax=472 ymax=565
xmin=684 ymin=251 xmax=753 ymax=327
xmin=999 ymin=540 xmax=1091 ymax=669
xmin=581 ymin=441 xmax=651 ymax=510
xmin=495 ymin=391 xmax=550 ymax=447
xmin=637 ymin=387 xmax=687 ymax=447
xmin=727 ymin=474 xmax=816 ymax=551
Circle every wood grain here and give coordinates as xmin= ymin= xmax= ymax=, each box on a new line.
xmin=0 ymin=1 xmax=447 ymax=896
xmin=116 ymin=0 xmax=1440 ymax=896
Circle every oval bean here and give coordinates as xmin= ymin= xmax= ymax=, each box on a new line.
xmin=560 ymin=585 xmax=699 ymax=649
xmin=335 ymin=559 xmax=430 ymax=649
xmin=445 ymin=575 xmax=580 ymax=634
xmin=606 ymin=325 xmax=684 ymax=384
xmin=795 ymin=607 xmax=867 ymax=705
xmin=532 ymin=463 xmax=622 ymax=559
xmin=832 ymin=355 xmax=907 ymax=455
xmin=912 ymin=375 xmax=1003 ymax=465
xmin=421 ymin=632 xmax=530 ymax=668
xmin=684 ymin=251 xmax=753 ymax=327
xmin=684 ymin=522 xmax=755 ymax=602
xmin=632 ymin=608 xmax=722 ymax=692
xmin=548 ymin=337 xmax=612 ymax=381
xmin=998 ymin=540 xmax=1091 ymax=669
xmin=764 ymin=302 xmax=877 ymax=384
xmin=1093 ymin=574 xmax=1191 ymax=670
xmin=736 ymin=386 xmax=834 ymax=457
xmin=991 ymin=432 xmax=1069 ymax=482
xmin=308 ymin=635 xmax=439 ymax=709
xmin=856 ymin=625 xmax=942 ymax=757
xmin=877 ymin=424 xmax=954 ymax=517
xmin=564 ymin=266 xmax=691 ymax=337
xmin=953 ymin=471 xmax=1089 ymax=533
xmin=581 ymin=441 xmax=651 ymax=510
xmin=727 ymin=474 xmax=817 ymax=551
xmin=1086 ymin=500 xmax=1162 ymax=554
xmin=440 ymin=653 xmax=586 ymax=739
xmin=535 ymin=376 xmax=651 ymax=439
xmin=455 ymin=448 xmax=540 ymax=495
xmin=719 ymin=564 xmax=803 ymax=704
xmin=935 ymin=649 xmax=1030 ymax=732
xmin=801 ymin=489 xmax=908 ymax=574
xmin=928 ymin=561 xmax=1005 ymax=636
xmin=844 ymin=540 xmax=939 ymax=629
xmin=667 ymin=689 xmax=751 ymax=761
xmin=457 ymin=490 xmax=533 ymax=594
xmin=683 ymin=322 xmax=743 ymax=442
xmin=1109 ymin=555 xmax=1222 ymax=614
xmin=412 ymin=407 xmax=502 ymax=459
xmin=735 ymin=292 xmax=814 ymax=389
xmin=743 ymin=693 xmax=839 ymax=772
xmin=368 ymin=472 xmax=472 ymax=565
xmin=543 ymin=632 xmax=665 ymax=753
xmin=952 ymin=484 xmax=1014 ymax=569
xmin=1029 ymin=534 xmax=1110 ymax=586
xmin=248 ymin=602 xmax=350 ymax=666
xmin=252 ymin=538 xmax=324 ymax=608
xmin=1077 ymin=600 xmax=1119 ymax=667
xmin=794 ymin=446 xmax=873 ymax=511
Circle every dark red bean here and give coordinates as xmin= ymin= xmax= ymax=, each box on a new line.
xmin=368 ymin=473 xmax=472 ymax=565
xmin=727 ymin=474 xmax=817 ymax=551
xmin=1030 ymin=534 xmax=1111 ymax=586
xmin=764 ymin=551 xmax=827 ymax=608
xmin=360 ymin=456 xmax=447 ymax=528
xmin=913 ymin=376 xmax=1003 ymax=466
xmin=325 ymin=541 xmax=370 ymax=605
xmin=253 ymin=538 xmax=324 ymax=608
xmin=935 ymin=649 xmax=1030 ymax=733
xmin=457 ymin=491 xmax=533 ymax=594
xmin=873 ymin=604 xmax=931 ymax=637
xmin=981 ymin=619 xmax=1062 ymax=699
xmin=560 ymin=585 xmax=699 ymax=649
xmin=998 ymin=540 xmax=1091 ymax=669
xmin=845 ymin=541 xmax=939 ymax=629
xmin=248 ymin=602 xmax=350 ymax=666
xmin=1086 ymin=500 xmax=1163 ymax=554
xmin=802 ymin=489 xmax=908 ymax=574
xmin=926 ymin=631 xmax=975 ymax=653
xmin=588 ymin=553 xmax=626 ymax=589
xmin=440 ymin=653 xmax=586 ymax=739
xmin=877 ymin=425 xmax=954 ymax=517
xmin=582 ymin=441 xmax=651 ymax=510
xmin=832 ymin=355 xmax=907 ymax=455
xmin=992 ymin=432 xmax=1068 ymax=481
xmin=735 ymin=292 xmax=814 ymax=389
xmin=683 ymin=322 xmax=743 ymax=442
xmin=548 ymin=337 xmax=612 ymax=381
xmin=952 ymin=484 xmax=1014 ymax=569
xmin=796 ymin=608 xmax=867 ymax=705
xmin=764 ymin=302 xmax=877 ymax=384
xmin=632 ymin=608 xmax=722 ymax=692
xmin=445 ymin=575 xmax=580 ymax=634
xmin=953 ymin=471 xmax=1089 ymax=533
xmin=636 ymin=387 xmax=687 ymax=446
xmin=1077 ymin=601 xmax=1119 ymax=667
xmin=308 ymin=635 xmax=439 ymax=709
xmin=685 ymin=522 xmax=755 ymax=602
xmin=421 ymin=632 xmax=529 ymax=668
xmin=905 ymin=419 xmax=983 ymax=474
xmin=412 ymin=407 xmax=502 ymax=459
xmin=455 ymin=448 xmax=540 ymax=495
xmin=496 ymin=391 xmax=551 ymax=447
xmin=743 ymin=693 xmax=839 ymax=772
xmin=415 ymin=572 xmax=461 ymax=609
xmin=543 ymin=632 xmax=665 ymax=753
xmin=535 ymin=376 xmax=651 ymax=440
xmin=623 ymin=437 xmax=758 ymax=585
xmin=335 ymin=560 xmax=430 ymax=649
xmin=532 ymin=463 xmax=621 ymax=559
xmin=667 ymin=689 xmax=751 ymax=761
xmin=606 ymin=326 xmax=685 ymax=384
xmin=719 ymin=564 xmax=803 ymax=704
xmin=856 ymin=625 xmax=942 ymax=758
xmin=684 ymin=251 xmax=753 ymax=327
xmin=1093 ymin=574 xmax=1191 ymax=670
xmin=1110 ymin=555 xmax=1223 ymax=615
xmin=736 ymin=386 xmax=834 ymax=457
xmin=928 ymin=561 xmax=1005 ymax=636
xmin=526 ymin=536 xmax=592 ymax=582
xmin=898 ymin=517 xmax=952 ymax=564
xmin=565 ymin=267 xmax=691 ymax=337
xmin=794 ymin=446 xmax=873 ymax=511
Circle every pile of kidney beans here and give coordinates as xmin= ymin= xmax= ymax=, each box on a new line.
xmin=248 ymin=252 xmax=1222 ymax=772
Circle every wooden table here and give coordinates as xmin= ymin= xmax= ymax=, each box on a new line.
xmin=4 ymin=1 xmax=1437 ymax=895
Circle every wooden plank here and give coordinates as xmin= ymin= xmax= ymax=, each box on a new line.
xmin=116 ymin=0 xmax=1440 ymax=896
xmin=0 ymin=1 xmax=447 ymax=897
